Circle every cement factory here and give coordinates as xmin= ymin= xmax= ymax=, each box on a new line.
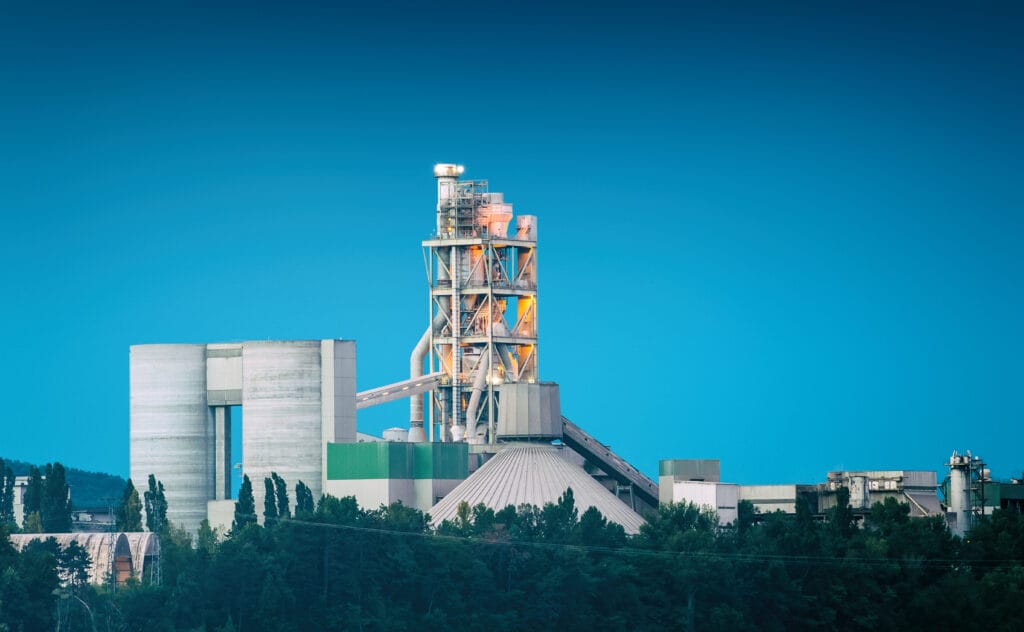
xmin=119 ymin=164 xmax=1019 ymax=542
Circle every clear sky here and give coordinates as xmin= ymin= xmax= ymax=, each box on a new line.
xmin=1 ymin=1 xmax=1021 ymax=485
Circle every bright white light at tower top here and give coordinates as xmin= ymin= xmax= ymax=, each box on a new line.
xmin=433 ymin=163 xmax=465 ymax=178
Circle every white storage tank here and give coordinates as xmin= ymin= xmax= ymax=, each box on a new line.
xmin=242 ymin=341 xmax=324 ymax=519
xmin=848 ymin=475 xmax=870 ymax=510
xmin=130 ymin=344 xmax=214 ymax=534
xmin=383 ymin=427 xmax=409 ymax=442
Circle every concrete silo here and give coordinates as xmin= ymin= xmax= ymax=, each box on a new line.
xmin=129 ymin=339 xmax=356 ymax=532
xmin=242 ymin=340 xmax=325 ymax=517
xmin=129 ymin=344 xmax=214 ymax=534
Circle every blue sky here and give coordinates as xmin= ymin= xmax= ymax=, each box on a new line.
xmin=1 ymin=1 xmax=1021 ymax=485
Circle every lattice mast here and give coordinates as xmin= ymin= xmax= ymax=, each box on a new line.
xmin=421 ymin=164 xmax=538 ymax=444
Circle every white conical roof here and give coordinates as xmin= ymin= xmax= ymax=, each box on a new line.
xmin=429 ymin=445 xmax=646 ymax=534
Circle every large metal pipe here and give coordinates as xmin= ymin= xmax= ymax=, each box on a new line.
xmin=408 ymin=327 xmax=432 ymax=442
xmin=409 ymin=311 xmax=448 ymax=442
xmin=464 ymin=351 xmax=490 ymax=444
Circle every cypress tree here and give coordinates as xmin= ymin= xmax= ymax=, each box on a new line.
xmin=41 ymin=462 xmax=72 ymax=533
xmin=116 ymin=479 xmax=144 ymax=531
xmin=263 ymin=477 xmax=277 ymax=526
xmin=23 ymin=465 xmax=43 ymax=529
xmin=295 ymin=481 xmax=314 ymax=518
xmin=144 ymin=474 xmax=168 ymax=533
xmin=273 ymin=472 xmax=289 ymax=519
xmin=233 ymin=475 xmax=256 ymax=531
xmin=156 ymin=480 xmax=168 ymax=530
xmin=0 ymin=460 xmax=14 ymax=526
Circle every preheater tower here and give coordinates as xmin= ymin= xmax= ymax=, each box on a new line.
xmin=410 ymin=164 xmax=538 ymax=444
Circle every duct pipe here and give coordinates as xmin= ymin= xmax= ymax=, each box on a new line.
xmin=409 ymin=312 xmax=448 ymax=442
xmin=464 ymin=352 xmax=490 ymax=444
xmin=408 ymin=327 xmax=431 ymax=442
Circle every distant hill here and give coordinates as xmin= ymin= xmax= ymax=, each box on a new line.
xmin=1 ymin=457 xmax=126 ymax=509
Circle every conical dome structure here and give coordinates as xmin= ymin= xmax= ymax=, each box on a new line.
xmin=429 ymin=445 xmax=646 ymax=534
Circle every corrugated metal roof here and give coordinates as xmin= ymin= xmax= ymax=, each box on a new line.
xmin=123 ymin=532 xmax=160 ymax=580
xmin=429 ymin=445 xmax=646 ymax=534
xmin=9 ymin=533 xmax=132 ymax=585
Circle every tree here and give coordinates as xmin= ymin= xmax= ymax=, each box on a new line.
xmin=294 ymin=481 xmax=314 ymax=518
xmin=41 ymin=463 xmax=72 ymax=533
xmin=116 ymin=478 xmax=143 ymax=531
xmin=0 ymin=459 xmax=14 ymax=527
xmin=540 ymin=488 xmax=579 ymax=542
xmin=144 ymin=474 xmax=168 ymax=533
xmin=22 ymin=466 xmax=43 ymax=529
xmin=828 ymin=486 xmax=855 ymax=540
xmin=273 ymin=472 xmax=290 ymax=519
xmin=263 ymin=477 xmax=278 ymax=526
xmin=233 ymin=475 xmax=257 ymax=532
xmin=57 ymin=540 xmax=92 ymax=587
xmin=197 ymin=519 xmax=219 ymax=556
xmin=23 ymin=511 xmax=43 ymax=533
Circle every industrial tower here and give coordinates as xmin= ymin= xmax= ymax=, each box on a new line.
xmin=408 ymin=164 xmax=538 ymax=444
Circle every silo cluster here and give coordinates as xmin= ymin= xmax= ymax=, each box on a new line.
xmin=129 ymin=340 xmax=355 ymax=533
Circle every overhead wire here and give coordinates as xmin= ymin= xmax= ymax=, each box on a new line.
xmin=270 ymin=518 xmax=1018 ymax=570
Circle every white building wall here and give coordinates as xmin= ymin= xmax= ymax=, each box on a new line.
xmin=671 ymin=481 xmax=740 ymax=526
xmin=739 ymin=484 xmax=798 ymax=514
xmin=324 ymin=478 xmax=415 ymax=511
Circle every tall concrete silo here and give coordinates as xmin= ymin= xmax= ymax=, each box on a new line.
xmin=129 ymin=344 xmax=214 ymax=534
xmin=242 ymin=340 xmax=325 ymax=517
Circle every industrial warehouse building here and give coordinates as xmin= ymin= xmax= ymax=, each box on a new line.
xmin=660 ymin=458 xmax=944 ymax=525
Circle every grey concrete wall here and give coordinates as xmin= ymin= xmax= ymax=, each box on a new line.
xmin=321 ymin=340 xmax=357 ymax=444
xmin=242 ymin=341 xmax=324 ymax=521
xmin=130 ymin=344 xmax=215 ymax=534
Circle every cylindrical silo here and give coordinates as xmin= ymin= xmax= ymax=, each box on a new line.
xmin=848 ymin=475 xmax=870 ymax=510
xmin=948 ymin=453 xmax=972 ymax=537
xmin=242 ymin=341 xmax=323 ymax=520
xmin=130 ymin=344 xmax=214 ymax=534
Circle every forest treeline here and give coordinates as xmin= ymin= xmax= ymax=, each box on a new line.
xmin=3 ymin=473 xmax=1024 ymax=631
xmin=0 ymin=457 xmax=125 ymax=509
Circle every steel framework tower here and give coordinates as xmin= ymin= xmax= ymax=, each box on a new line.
xmin=417 ymin=164 xmax=538 ymax=444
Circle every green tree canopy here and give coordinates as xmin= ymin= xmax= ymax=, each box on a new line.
xmin=144 ymin=474 xmax=168 ymax=533
xmin=116 ymin=478 xmax=144 ymax=531
xmin=22 ymin=466 xmax=43 ymax=529
xmin=294 ymin=481 xmax=314 ymax=518
xmin=233 ymin=475 xmax=256 ymax=532
xmin=41 ymin=463 xmax=72 ymax=533
xmin=263 ymin=477 xmax=278 ymax=526
xmin=57 ymin=540 xmax=91 ymax=587
xmin=272 ymin=472 xmax=289 ymax=520
xmin=0 ymin=459 xmax=15 ymax=527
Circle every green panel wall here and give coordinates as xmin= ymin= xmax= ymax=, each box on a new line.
xmin=414 ymin=443 xmax=468 ymax=480
xmin=327 ymin=442 xmax=468 ymax=481
xmin=326 ymin=443 xmax=412 ymax=480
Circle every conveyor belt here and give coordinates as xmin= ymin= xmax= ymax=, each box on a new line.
xmin=561 ymin=416 xmax=659 ymax=508
xmin=356 ymin=372 xmax=444 ymax=410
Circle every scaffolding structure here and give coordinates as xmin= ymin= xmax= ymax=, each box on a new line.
xmin=422 ymin=164 xmax=538 ymax=444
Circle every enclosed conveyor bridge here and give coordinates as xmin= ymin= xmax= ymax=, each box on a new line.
xmin=562 ymin=416 xmax=659 ymax=510
xmin=356 ymin=373 xmax=444 ymax=410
